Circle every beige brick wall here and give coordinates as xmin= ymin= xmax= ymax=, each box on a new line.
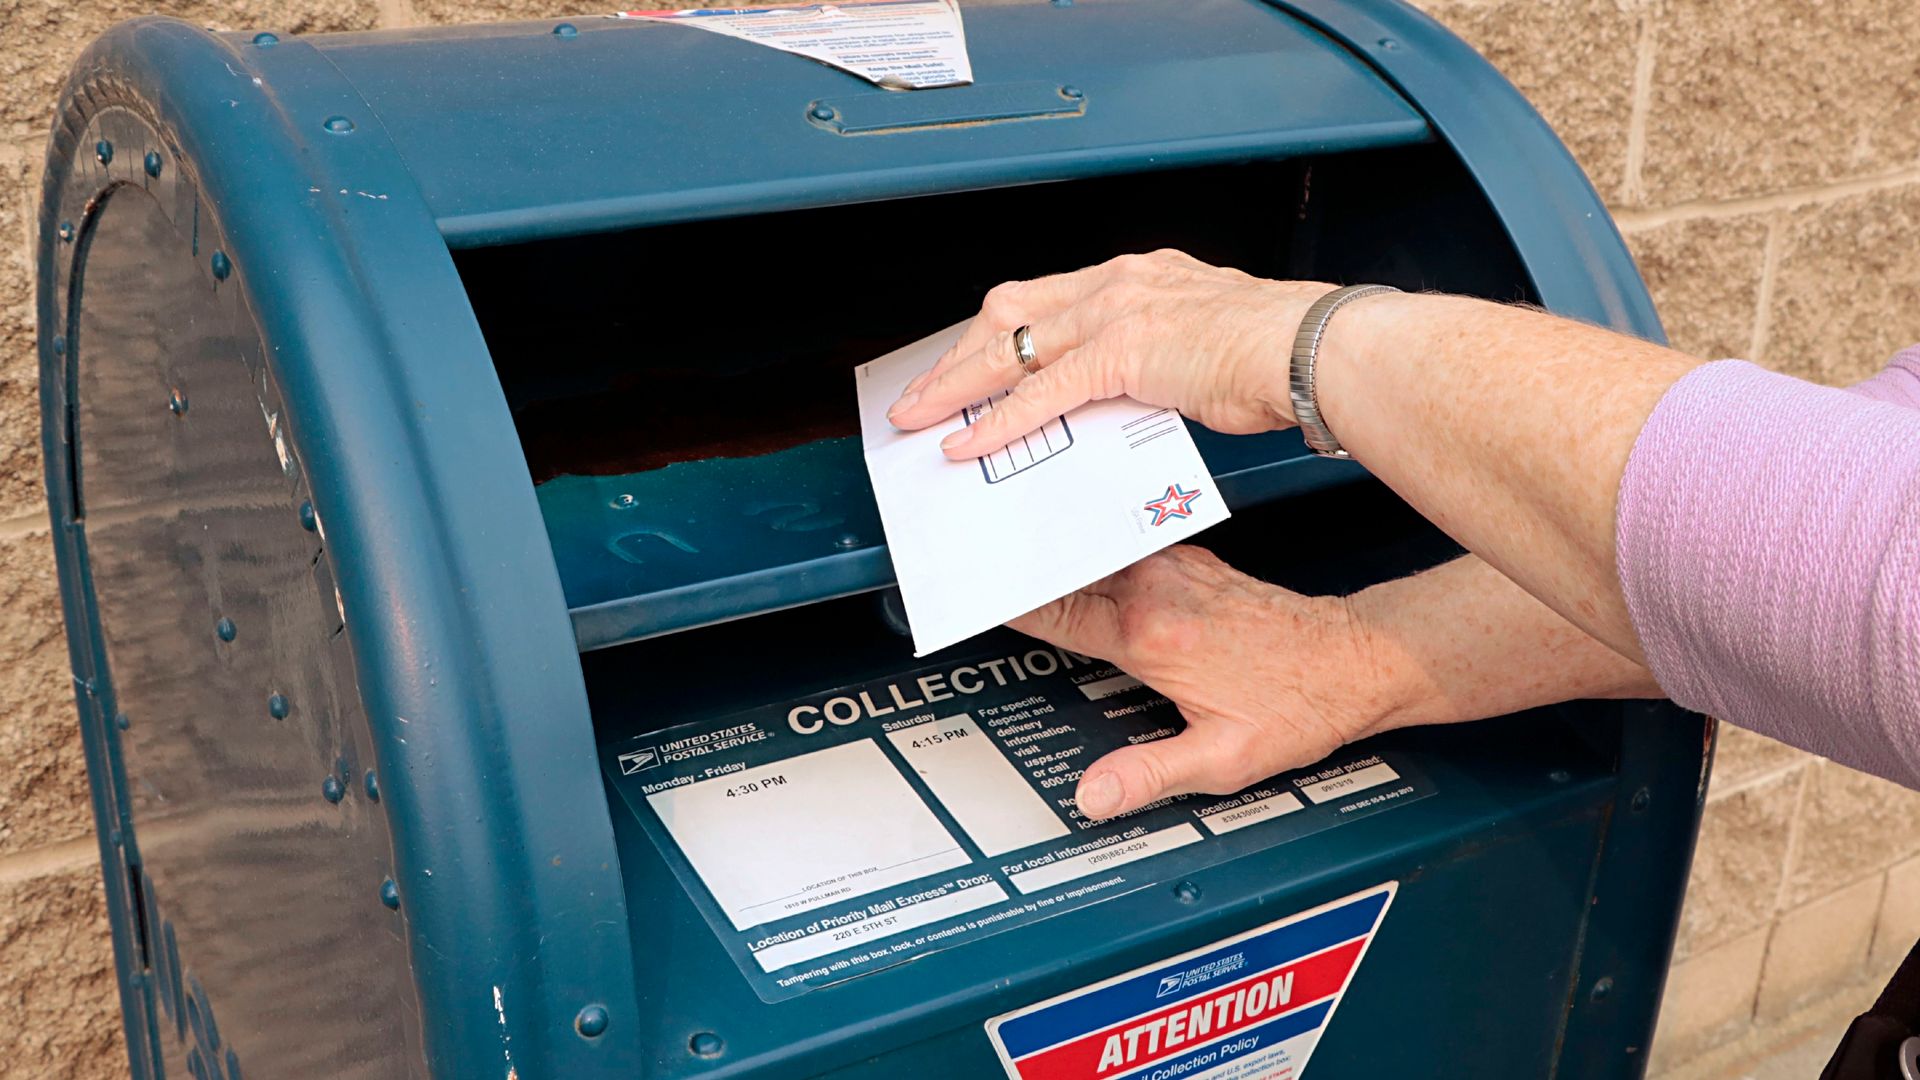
xmin=1 ymin=1 xmax=1915 ymax=1076
xmin=1409 ymin=0 xmax=1920 ymax=1073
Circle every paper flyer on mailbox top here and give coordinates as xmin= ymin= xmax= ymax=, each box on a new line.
xmin=856 ymin=322 xmax=1230 ymax=656
xmin=613 ymin=1 xmax=973 ymax=90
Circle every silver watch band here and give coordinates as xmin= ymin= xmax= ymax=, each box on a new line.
xmin=1288 ymin=283 xmax=1400 ymax=459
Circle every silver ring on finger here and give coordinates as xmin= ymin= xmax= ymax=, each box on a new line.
xmin=1013 ymin=324 xmax=1040 ymax=377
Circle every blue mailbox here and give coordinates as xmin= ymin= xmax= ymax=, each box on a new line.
xmin=38 ymin=2 xmax=1706 ymax=1077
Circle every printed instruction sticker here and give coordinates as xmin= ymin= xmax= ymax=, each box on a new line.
xmin=613 ymin=1 xmax=972 ymax=90
xmin=601 ymin=644 xmax=1434 ymax=1002
xmin=986 ymin=884 xmax=1396 ymax=1080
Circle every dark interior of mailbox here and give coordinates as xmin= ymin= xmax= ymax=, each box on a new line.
xmin=458 ymin=144 xmax=1530 ymax=483
xmin=452 ymin=142 xmax=1537 ymax=727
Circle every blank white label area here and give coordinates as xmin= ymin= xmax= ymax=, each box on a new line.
xmin=887 ymin=715 xmax=1071 ymax=857
xmin=647 ymin=739 xmax=969 ymax=931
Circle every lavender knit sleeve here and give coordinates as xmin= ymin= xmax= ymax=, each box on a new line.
xmin=1616 ymin=359 xmax=1920 ymax=787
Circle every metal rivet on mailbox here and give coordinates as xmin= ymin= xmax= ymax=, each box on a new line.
xmin=1377 ymin=37 xmax=1401 ymax=50
xmin=115 ymin=712 xmax=130 ymax=731
xmin=210 ymin=251 xmax=232 ymax=280
xmin=1590 ymin=976 xmax=1614 ymax=1003
xmin=216 ymin=617 xmax=237 ymax=642
xmin=1630 ymin=787 xmax=1652 ymax=813
xmin=322 ymin=775 xmax=345 ymax=804
xmin=144 ymin=151 xmax=163 ymax=178
xmin=169 ymin=388 xmax=189 ymax=416
xmin=553 ymin=22 xmax=579 ymax=37
xmin=58 ymin=222 xmax=74 ymax=243
xmin=1173 ymin=880 xmax=1201 ymax=904
xmin=95 ymin=140 xmax=113 ymax=165
xmin=51 ymin=336 xmax=65 ymax=357
xmin=380 ymin=878 xmax=400 ymax=909
xmin=575 ymin=1005 xmax=609 ymax=1038
xmin=364 ymin=771 xmax=380 ymax=802
xmin=299 ymin=501 xmax=318 ymax=531
xmin=690 ymin=1032 xmax=724 ymax=1057
xmin=809 ymin=105 xmax=836 ymax=122
xmin=1060 ymin=85 xmax=1084 ymax=100
xmin=268 ymin=693 xmax=290 ymax=719
xmin=323 ymin=116 xmax=355 ymax=134
xmin=253 ymin=32 xmax=279 ymax=47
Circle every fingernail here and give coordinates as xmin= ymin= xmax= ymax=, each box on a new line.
xmin=941 ymin=428 xmax=973 ymax=453
xmin=905 ymin=370 xmax=932 ymax=395
xmin=888 ymin=391 xmax=919 ymax=419
xmin=1078 ymin=772 xmax=1122 ymax=818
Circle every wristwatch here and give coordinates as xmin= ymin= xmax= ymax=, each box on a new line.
xmin=1288 ymin=284 xmax=1400 ymax=459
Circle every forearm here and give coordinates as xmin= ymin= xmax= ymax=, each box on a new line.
xmin=1846 ymin=345 xmax=1920 ymax=407
xmin=1348 ymin=555 xmax=1660 ymax=737
xmin=1310 ymin=294 xmax=1701 ymax=663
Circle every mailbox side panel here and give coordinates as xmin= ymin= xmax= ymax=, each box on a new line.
xmin=38 ymin=18 xmax=647 ymax=1079
xmin=41 ymin=83 xmax=424 ymax=1079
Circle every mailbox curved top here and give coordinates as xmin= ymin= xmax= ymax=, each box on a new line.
xmin=52 ymin=0 xmax=1657 ymax=334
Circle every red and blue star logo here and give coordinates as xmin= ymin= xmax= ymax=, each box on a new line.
xmin=1143 ymin=483 xmax=1202 ymax=526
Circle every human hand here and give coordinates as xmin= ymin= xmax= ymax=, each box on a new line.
xmin=886 ymin=249 xmax=1335 ymax=459
xmin=1009 ymin=545 xmax=1388 ymax=820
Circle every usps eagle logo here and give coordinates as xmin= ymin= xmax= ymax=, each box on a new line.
xmin=617 ymin=747 xmax=661 ymax=775
xmin=1144 ymin=484 xmax=1202 ymax=527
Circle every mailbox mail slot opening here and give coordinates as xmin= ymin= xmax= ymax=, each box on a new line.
xmin=581 ymin=481 xmax=1462 ymax=728
xmin=461 ymin=159 xmax=1306 ymax=484
xmin=453 ymin=142 xmax=1534 ymax=650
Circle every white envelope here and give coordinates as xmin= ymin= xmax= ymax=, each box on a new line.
xmin=855 ymin=322 xmax=1231 ymax=655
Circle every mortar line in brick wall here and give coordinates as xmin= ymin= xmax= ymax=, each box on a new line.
xmin=15 ymin=174 xmax=34 ymax=267
xmin=1705 ymin=756 xmax=1809 ymax=805
xmin=10 ymin=134 xmax=45 ymax=262
xmin=0 ymin=510 xmax=51 ymax=542
xmin=1612 ymin=164 xmax=1920 ymax=232
xmin=376 ymin=0 xmax=418 ymax=28
xmin=0 ymin=835 xmax=101 ymax=888
xmin=1769 ymin=763 xmax=1816 ymax=917
xmin=1745 ymin=916 xmax=1787 ymax=1036
xmin=1619 ymin=10 xmax=1657 ymax=205
xmin=1865 ymin=868 xmax=1904 ymax=964
xmin=1747 ymin=215 xmax=1787 ymax=365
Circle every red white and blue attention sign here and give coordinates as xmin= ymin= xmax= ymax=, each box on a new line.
xmin=986 ymin=884 xmax=1395 ymax=1080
